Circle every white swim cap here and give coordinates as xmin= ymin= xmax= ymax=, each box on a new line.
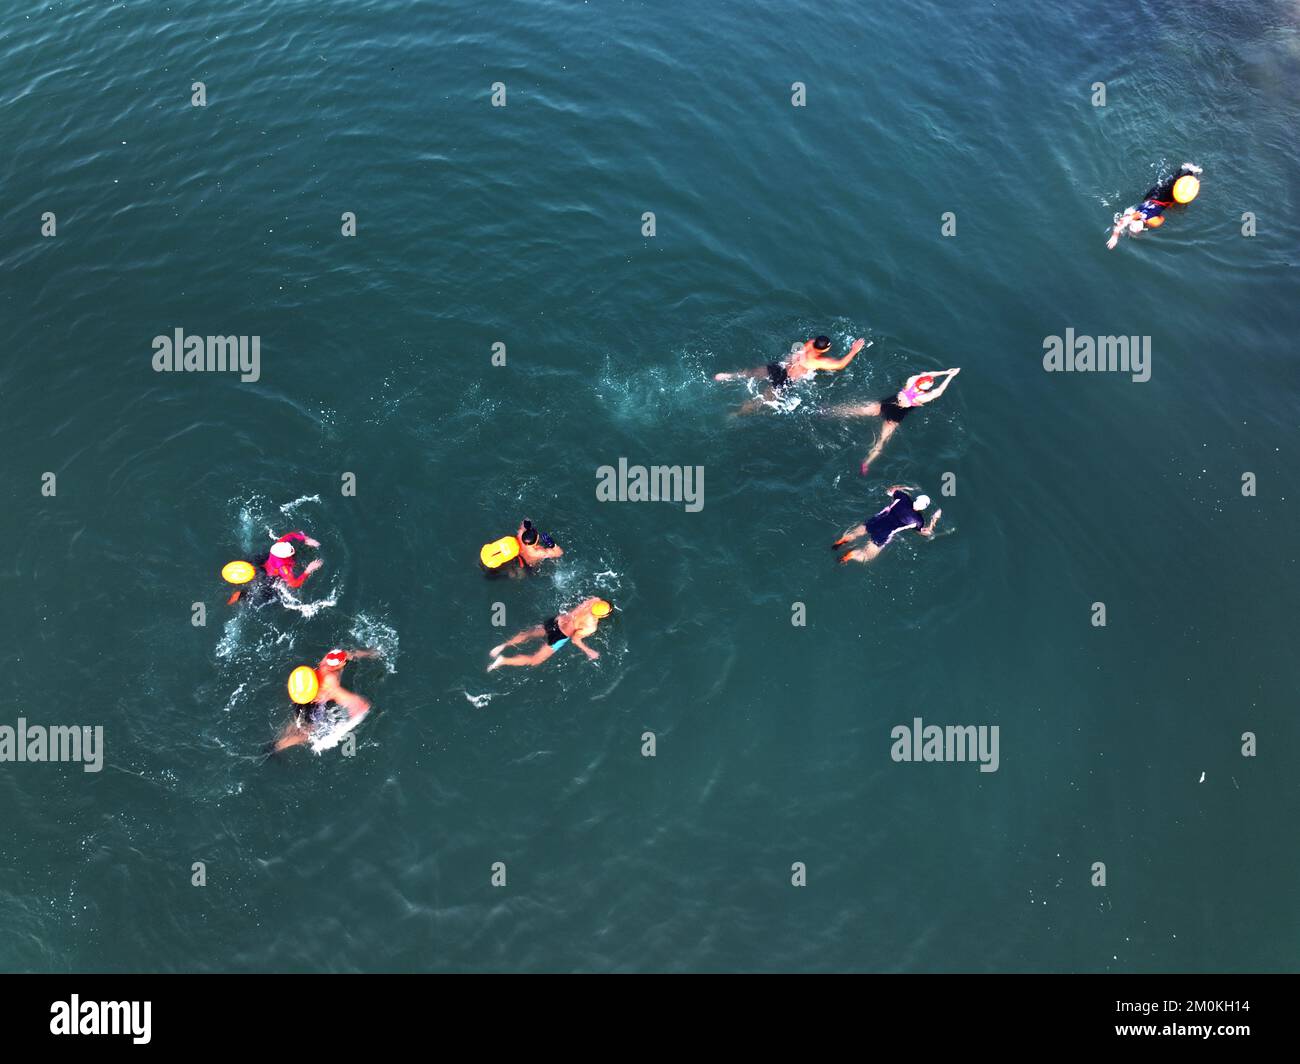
xmin=913 ymin=494 xmax=931 ymax=511
xmin=270 ymin=541 xmax=295 ymax=559
xmin=1128 ymin=220 xmax=1143 ymax=234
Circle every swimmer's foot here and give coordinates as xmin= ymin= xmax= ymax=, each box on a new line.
xmin=487 ymin=655 xmax=505 ymax=672
xmin=489 ymin=643 xmax=507 ymax=658
xmin=859 ymin=460 xmax=871 ymax=477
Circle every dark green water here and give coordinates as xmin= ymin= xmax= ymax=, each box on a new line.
xmin=2 ymin=0 xmax=1298 ymax=972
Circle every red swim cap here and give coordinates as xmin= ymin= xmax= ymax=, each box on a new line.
xmin=322 ymin=650 xmax=348 ymax=668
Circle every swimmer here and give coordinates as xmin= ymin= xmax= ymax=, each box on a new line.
xmin=263 ymin=530 xmax=323 ymax=589
xmin=1107 ymin=162 xmax=1203 ymax=250
xmin=518 ymin=518 xmax=563 ymax=571
xmin=272 ymin=648 xmax=381 ymax=753
xmin=828 ymin=368 xmax=960 ymax=475
xmin=487 ymin=598 xmax=611 ymax=670
xmin=715 ymin=335 xmax=867 ymax=413
xmin=833 ymin=486 xmax=941 ymax=565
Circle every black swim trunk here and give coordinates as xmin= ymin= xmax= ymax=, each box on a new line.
xmin=880 ymin=395 xmax=913 ymax=423
xmin=543 ymin=616 xmax=568 ymax=646
xmin=767 ymin=363 xmax=791 ymax=390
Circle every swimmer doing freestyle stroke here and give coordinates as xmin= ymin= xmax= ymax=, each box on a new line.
xmin=827 ymin=367 xmax=960 ymax=475
xmin=715 ymin=334 xmax=867 ymax=413
xmin=487 ymin=598 xmax=612 ymax=670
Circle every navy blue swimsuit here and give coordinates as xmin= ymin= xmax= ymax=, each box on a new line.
xmin=866 ymin=491 xmax=923 ymax=547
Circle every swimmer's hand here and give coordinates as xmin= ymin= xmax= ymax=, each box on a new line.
xmin=580 ymin=646 xmax=600 ymax=661
xmin=303 ymin=536 xmax=321 ymax=548
xmin=304 ymin=559 xmax=323 ymax=574
xmin=849 ymin=338 xmax=866 ymax=356
xmin=714 ymin=372 xmax=733 ymax=382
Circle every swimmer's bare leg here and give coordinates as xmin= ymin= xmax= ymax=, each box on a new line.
xmin=732 ymin=386 xmax=779 ymax=417
xmin=832 ymin=523 xmax=868 ymax=549
xmin=714 ymin=368 xmax=768 ymax=383
xmin=489 ymin=625 xmax=545 ymax=658
xmin=860 ymin=420 xmax=899 ymax=476
xmin=838 ymin=543 xmax=884 ymax=565
xmin=826 ymin=401 xmax=882 ymax=419
xmin=488 ymin=644 xmax=557 ymax=670
xmin=272 ymin=722 xmax=310 ymax=752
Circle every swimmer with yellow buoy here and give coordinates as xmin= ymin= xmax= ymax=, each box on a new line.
xmin=272 ymin=648 xmax=383 ymax=754
xmin=1107 ymin=162 xmax=1202 ymax=250
xmin=487 ymin=597 xmax=612 ymax=670
xmin=480 ymin=518 xmax=564 ymax=576
xmin=221 ymin=529 xmax=323 ymax=605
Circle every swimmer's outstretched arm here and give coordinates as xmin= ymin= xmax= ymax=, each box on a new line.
xmin=806 ymin=338 xmax=866 ymax=371
xmin=917 ymin=509 xmax=943 ymax=537
xmin=280 ymin=560 xmax=322 ymax=588
xmin=346 ymin=648 xmax=381 ymax=660
xmin=915 ymin=368 xmax=960 ymax=404
xmin=279 ymin=530 xmax=320 ymax=548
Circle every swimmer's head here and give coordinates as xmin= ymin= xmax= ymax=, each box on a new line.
xmin=812 ymin=336 xmax=831 ymax=352
xmin=915 ymin=374 xmax=936 ymax=391
xmin=1128 ymin=220 xmax=1144 ymax=234
xmin=322 ymin=649 xmax=348 ymax=669
xmin=520 ymin=527 xmax=539 ymax=545
xmin=590 ymin=599 xmax=612 ymax=619
xmin=270 ymin=541 xmax=295 ymax=559
xmin=913 ymin=494 xmax=931 ymax=511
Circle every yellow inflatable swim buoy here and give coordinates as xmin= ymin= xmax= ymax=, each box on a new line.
xmin=1172 ymin=175 xmax=1199 ymax=204
xmin=222 ymin=560 xmax=257 ymax=584
xmin=480 ymin=536 xmax=521 ymax=569
xmin=288 ymin=666 xmax=320 ymax=704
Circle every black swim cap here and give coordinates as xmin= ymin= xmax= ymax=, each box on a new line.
xmin=813 ymin=336 xmax=831 ymax=351
xmin=520 ymin=528 xmax=539 ymax=545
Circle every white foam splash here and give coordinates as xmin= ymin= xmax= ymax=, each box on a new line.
xmin=279 ymin=493 xmax=321 ymax=515
xmin=274 ymin=582 xmax=339 ymax=618
xmin=463 ymin=691 xmax=493 ymax=708
xmin=349 ymin=613 xmax=399 ymax=673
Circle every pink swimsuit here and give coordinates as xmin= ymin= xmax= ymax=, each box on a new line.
xmin=264 ymin=531 xmax=309 ymax=587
